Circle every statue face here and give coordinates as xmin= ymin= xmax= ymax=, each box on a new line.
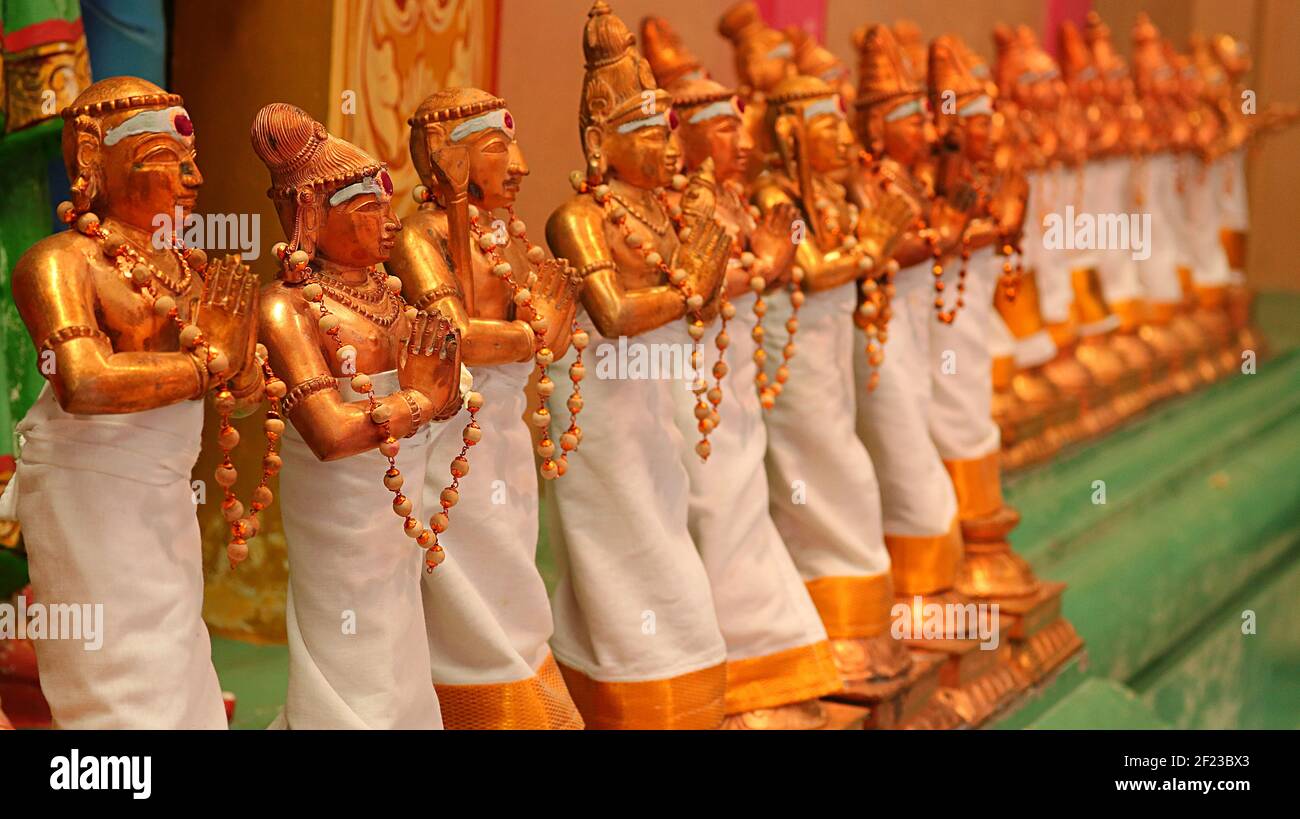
xmin=602 ymin=123 xmax=679 ymax=189
xmin=316 ymin=189 xmax=402 ymax=267
xmin=680 ymin=113 xmax=752 ymax=183
xmin=97 ymin=108 xmax=203 ymax=231
xmin=961 ymin=113 xmax=998 ymax=163
xmin=805 ymin=113 xmax=855 ymax=174
xmin=881 ymin=107 xmax=934 ymax=168
xmin=466 ymin=127 xmax=529 ymax=210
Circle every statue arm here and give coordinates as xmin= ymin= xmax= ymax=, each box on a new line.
xmin=752 ymin=186 xmax=863 ymax=293
xmin=257 ymin=289 xmax=428 ymax=462
xmin=546 ymin=199 xmax=685 ymax=338
xmin=385 ymin=225 xmax=534 ymax=366
xmin=12 ymin=244 xmax=208 ymax=414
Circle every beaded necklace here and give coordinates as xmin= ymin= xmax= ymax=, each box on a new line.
xmin=282 ymin=246 xmax=481 ymax=574
xmin=58 ymin=201 xmax=282 ymax=568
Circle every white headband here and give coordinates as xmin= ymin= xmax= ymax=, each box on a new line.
xmin=688 ymin=98 xmax=742 ymax=124
xmin=803 ymin=96 xmax=844 ymax=122
xmin=103 ymin=106 xmax=194 ymax=147
xmin=329 ymin=172 xmax=391 ymax=206
xmin=1018 ymin=67 xmax=1060 ymax=84
xmin=616 ymin=111 xmax=671 ymax=134
xmin=884 ymin=97 xmax=926 ymax=122
xmin=958 ymin=95 xmax=994 ymax=118
xmin=766 ymin=42 xmax=794 ymax=60
xmin=449 ymin=108 xmax=515 ymax=143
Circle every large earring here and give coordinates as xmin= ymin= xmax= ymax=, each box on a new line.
xmin=586 ymin=149 xmax=604 ymax=186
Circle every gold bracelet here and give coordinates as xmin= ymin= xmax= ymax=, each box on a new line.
xmin=187 ymin=350 xmax=211 ymax=400
xmin=412 ymin=283 xmax=462 ymax=312
xmin=229 ymin=366 xmax=265 ymax=401
xmin=37 ymin=325 xmax=109 ymax=353
xmin=578 ymin=260 xmax=615 ymax=278
xmin=281 ymin=375 xmax=339 ymax=416
xmin=399 ymin=388 xmax=422 ymax=437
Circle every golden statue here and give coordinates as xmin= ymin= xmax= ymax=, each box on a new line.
xmin=6 ymin=77 xmax=263 ymax=728
xmin=749 ymin=64 xmax=923 ymax=713
xmin=717 ymin=0 xmax=797 ymax=175
xmin=541 ymin=0 xmax=732 ymax=730
xmin=250 ymin=102 xmax=466 ymax=728
xmin=386 ymin=86 xmax=585 ymax=729
xmin=643 ymin=14 xmax=843 ymax=730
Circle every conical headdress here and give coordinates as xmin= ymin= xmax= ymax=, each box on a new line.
xmin=855 ymin=23 xmax=924 ymax=111
xmin=893 ymin=19 xmax=928 ymax=84
xmin=1130 ymin=12 xmax=1170 ymax=92
xmin=1059 ymin=20 xmax=1095 ymax=83
xmin=718 ymin=0 xmax=794 ymax=91
xmin=640 ymin=15 xmax=708 ymax=89
xmin=579 ymin=1 xmax=667 ymax=138
xmin=250 ymin=102 xmax=386 ymax=265
xmin=1085 ymin=11 xmax=1126 ymax=78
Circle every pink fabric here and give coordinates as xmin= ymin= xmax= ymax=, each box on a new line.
xmin=755 ymin=0 xmax=825 ymax=42
xmin=1043 ymin=0 xmax=1092 ymax=59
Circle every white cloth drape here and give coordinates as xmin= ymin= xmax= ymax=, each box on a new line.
xmin=928 ymin=246 xmax=1001 ymax=462
xmin=762 ymin=281 xmax=890 ymax=578
xmin=672 ymin=291 xmax=828 ymax=662
xmin=274 ymin=369 xmax=442 ymax=729
xmin=543 ymin=315 xmax=726 ymax=682
xmin=1137 ymin=154 xmax=1187 ymax=306
xmin=422 ymin=359 xmax=556 ymax=684
xmin=10 ymin=384 xmax=226 ymax=729
xmin=855 ymin=264 xmax=958 ymax=538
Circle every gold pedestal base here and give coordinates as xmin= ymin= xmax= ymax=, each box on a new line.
xmin=928 ymin=639 xmax=1025 ymax=726
xmin=854 ymin=651 xmax=965 ymax=730
xmin=955 ymin=506 xmax=1040 ymax=599
xmin=999 ymin=581 xmax=1086 ymax=687
xmin=721 ymin=698 xmax=831 ymax=730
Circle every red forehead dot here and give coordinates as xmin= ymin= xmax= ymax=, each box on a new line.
xmin=504 ymin=111 xmax=514 ymax=130
xmin=735 ymin=96 xmax=746 ymax=113
xmin=174 ymin=114 xmax=194 ymax=137
xmin=836 ymin=96 xmax=846 ymax=114
xmin=668 ymin=109 xmax=679 ymax=130
xmin=380 ymin=170 xmax=393 ymax=195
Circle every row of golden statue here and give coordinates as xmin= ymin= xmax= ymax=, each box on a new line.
xmin=2 ymin=2 xmax=1289 ymax=730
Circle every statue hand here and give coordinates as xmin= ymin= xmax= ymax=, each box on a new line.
xmin=750 ymin=202 xmax=799 ymax=283
xmin=399 ymin=309 xmax=464 ymax=419
xmin=429 ymin=142 xmax=472 ymax=199
xmin=195 ymin=254 xmax=258 ymax=382
xmin=857 ymin=192 xmax=919 ymax=264
xmin=524 ymin=258 xmax=580 ymax=354
xmin=678 ymin=217 xmax=730 ymax=304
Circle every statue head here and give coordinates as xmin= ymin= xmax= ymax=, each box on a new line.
xmin=409 ymin=88 xmax=529 ymax=211
xmin=1085 ymin=11 xmax=1131 ymax=105
xmin=60 ymin=76 xmax=201 ymax=230
xmin=578 ymin=1 xmax=679 ymax=189
xmin=670 ymin=77 xmax=752 ymax=183
xmin=855 ymin=23 xmax=933 ymax=168
xmin=1131 ymin=13 xmax=1176 ymax=99
xmin=785 ymin=25 xmax=855 ymax=106
xmin=1211 ymin=33 xmax=1251 ymax=80
xmin=640 ymin=16 xmax=708 ymax=90
xmin=929 ymin=35 xmax=1000 ymax=165
xmin=718 ymin=1 xmax=796 ymax=94
xmin=996 ymin=24 xmax=1063 ymax=111
xmin=1059 ymin=20 xmax=1101 ymax=102
xmin=251 ymin=102 xmax=399 ymax=274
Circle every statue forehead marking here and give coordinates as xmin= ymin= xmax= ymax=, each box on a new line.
xmin=103 ymin=106 xmax=195 ymax=148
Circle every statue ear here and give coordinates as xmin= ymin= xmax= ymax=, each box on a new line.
xmin=582 ymin=125 xmax=606 ymax=183
xmin=72 ymin=116 xmax=103 ymax=211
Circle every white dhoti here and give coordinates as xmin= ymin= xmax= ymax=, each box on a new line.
xmin=274 ymin=370 xmax=441 ymax=729
xmin=1092 ymin=157 xmax=1144 ymax=317
xmin=763 ymin=282 xmax=894 ymax=636
xmin=1028 ymin=166 xmax=1077 ymax=330
xmin=1184 ymin=160 xmax=1232 ymax=289
xmin=855 ymin=265 xmax=962 ymax=595
xmin=671 ymin=291 xmax=838 ymax=714
xmin=422 ymin=359 xmax=581 ymax=729
xmin=1137 ymin=153 xmax=1187 ymax=308
xmin=544 ymin=316 xmax=726 ymax=728
xmin=928 ymin=247 xmax=1004 ymax=521
xmin=8 ymin=385 xmax=225 ymax=729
